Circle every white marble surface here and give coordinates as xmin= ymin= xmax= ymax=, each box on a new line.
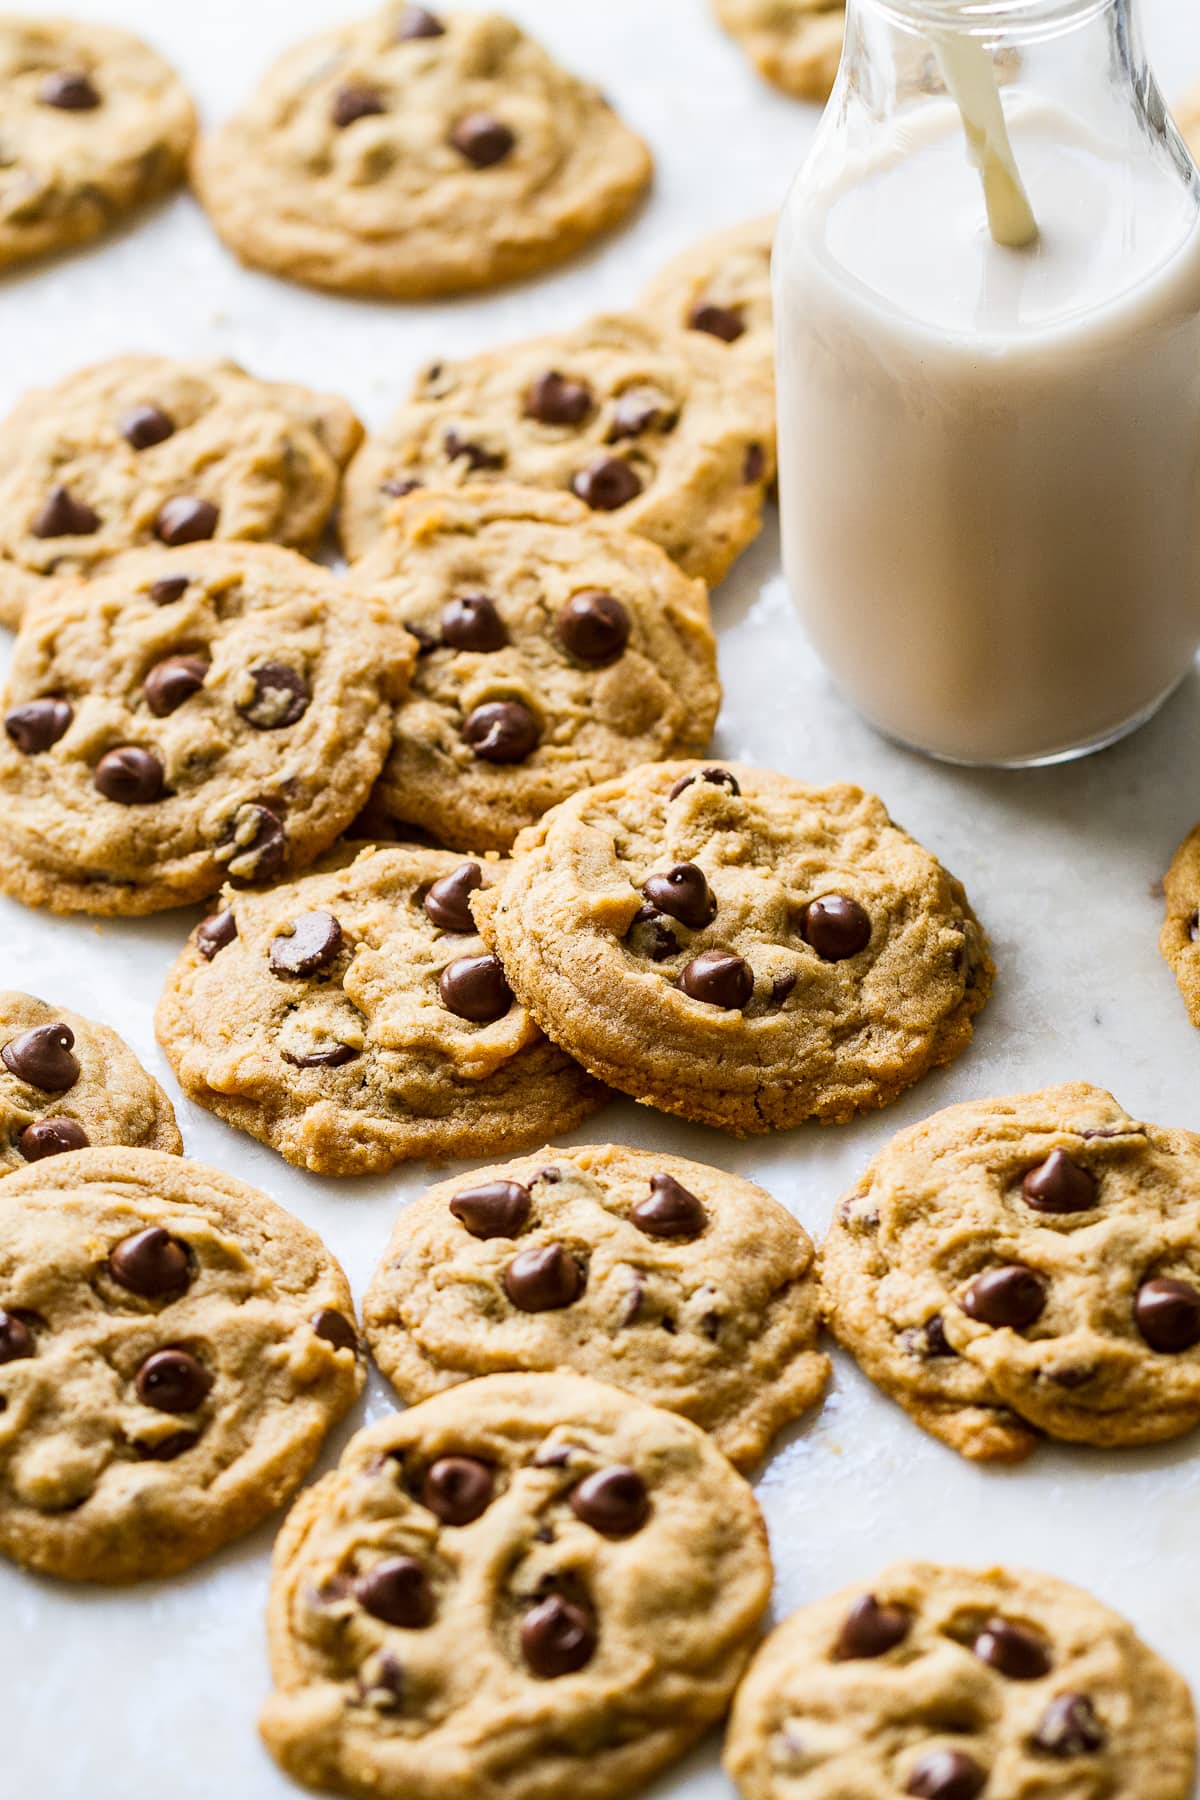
xmin=3 ymin=2 xmax=1200 ymax=1794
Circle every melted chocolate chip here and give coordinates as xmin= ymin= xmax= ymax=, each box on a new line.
xmin=120 ymin=404 xmax=175 ymax=450
xmin=39 ymin=69 xmax=101 ymax=110
xmin=556 ymin=590 xmax=630 ymax=665
xmin=286 ymin=1043 xmax=359 ymax=1069
xmin=356 ymin=1558 xmax=433 ymax=1627
xmin=642 ymin=863 xmax=716 ymax=930
xmin=397 ymin=4 xmax=446 ymax=36
xmin=607 ymin=388 xmax=676 ymax=441
xmin=743 ymin=442 xmax=766 ymax=484
xmin=444 ymin=429 xmax=504 ymax=472
xmin=626 ymin=905 xmax=681 ymax=962
xmin=1022 ymin=1151 xmax=1097 ymax=1214
xmin=382 ymin=476 xmax=422 ymax=500
xmin=222 ymin=803 xmax=287 ymax=881
xmin=678 ymin=950 xmax=753 ymax=1009
xmin=312 ymin=1308 xmax=358 ymax=1352
xmin=450 ymin=1180 xmax=532 ymax=1239
xmin=503 ymin=1244 xmax=582 ymax=1311
xmin=525 ymin=371 xmax=593 ymax=426
xmin=156 ymin=496 xmax=218 ymax=546
xmin=236 ymin=663 xmax=310 ymax=730
xmin=923 ymin=1314 xmax=955 ymax=1358
xmin=688 ymin=301 xmax=746 ymax=342
xmin=0 ymin=1310 xmax=35 ymax=1363
xmin=269 ymin=910 xmax=343 ymax=977
xmin=521 ymin=1595 xmax=596 ymax=1678
xmin=630 ymin=1173 xmax=706 ymax=1239
xmin=669 ymin=765 xmax=740 ymax=800
xmin=802 ymin=895 xmax=871 ymax=961
xmin=2 ymin=1023 xmax=79 ymax=1093
xmin=93 ymin=745 xmax=164 ymax=805
xmin=18 ymin=1116 xmax=88 ymax=1161
xmin=144 ymin=654 xmax=208 ymax=717
xmin=462 ymin=699 xmax=540 ymax=763
xmin=1135 ymin=1278 xmax=1200 ymax=1352
xmin=196 ymin=908 xmax=237 ymax=960
xmin=135 ymin=1348 xmax=212 ymax=1413
xmin=1033 ymin=1693 xmax=1105 ymax=1756
xmin=571 ymin=457 xmax=642 ymax=511
xmin=5 ymin=698 xmax=72 ymax=754
xmin=439 ymin=954 xmax=513 ymax=1023
xmin=135 ymin=1430 xmax=199 ymax=1462
xmin=569 ymin=1467 xmax=648 ymax=1537
xmin=905 ymin=1751 xmax=987 ymax=1800
xmin=149 ymin=574 xmax=190 ymax=606
xmin=109 ymin=1228 xmax=192 ymax=1299
xmin=450 ymin=112 xmax=515 ymax=166
xmin=771 ymin=971 xmax=797 ymax=1005
xmin=421 ymin=1455 xmax=494 ymax=1524
xmin=441 ymin=594 xmax=507 ymax=652
xmin=332 ymin=84 xmax=386 ymax=127
xmin=424 ymin=863 xmax=483 ymax=932
xmin=962 ymin=1265 xmax=1047 ymax=1330
xmin=835 ymin=1594 xmax=912 ymax=1659
xmin=973 ymin=1617 xmax=1051 ymax=1680
xmin=31 ymin=484 xmax=100 ymax=538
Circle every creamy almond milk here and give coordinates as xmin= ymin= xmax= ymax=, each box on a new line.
xmin=775 ymin=99 xmax=1200 ymax=764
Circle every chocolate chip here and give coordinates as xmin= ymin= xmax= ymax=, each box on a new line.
xmin=356 ymin=1558 xmax=433 ymax=1628
xmin=1135 ymin=1278 xmax=1200 ymax=1352
xmin=743 ymin=442 xmax=766 ymax=484
xmin=835 ymin=1594 xmax=912 ymax=1659
xmin=450 ymin=1180 xmax=531 ymax=1239
xmin=135 ymin=1430 xmax=199 ymax=1462
xmin=962 ymin=1265 xmax=1047 ymax=1330
xmin=669 ymin=766 xmax=740 ymax=800
xmin=149 ymin=574 xmax=190 ymax=606
xmin=607 ymin=388 xmax=676 ymax=441
xmin=18 ymin=1116 xmax=88 ymax=1161
xmin=441 ymin=594 xmax=507 ymax=652
xmin=31 ymin=484 xmax=100 ymax=538
xmin=569 ymin=1467 xmax=648 ymax=1537
xmin=144 ymin=655 xmax=208 ymax=717
xmin=521 ymin=1595 xmax=596 ymax=1678
xmin=678 ymin=950 xmax=753 ymax=1009
xmin=557 ymin=591 xmax=630 ymax=666
xmin=771 ymin=971 xmax=797 ymax=1005
xmin=40 ymin=69 xmax=101 ymax=109
xmin=135 ymin=1348 xmax=212 ymax=1413
xmin=630 ymin=1173 xmax=706 ymax=1239
xmin=221 ymin=803 xmax=287 ymax=881
xmin=109 ymin=1228 xmax=192 ymax=1299
xmin=5 ymin=698 xmax=72 ymax=754
xmin=450 ymin=112 xmax=515 ymax=166
xmin=270 ymin=910 xmax=343 ymax=977
xmin=421 ymin=1455 xmax=494 ymax=1524
xmin=397 ymin=5 xmax=446 ymax=36
xmin=905 ymin=1751 xmax=986 ymax=1800
xmin=688 ymin=302 xmax=746 ymax=343
xmin=1022 ymin=1151 xmax=1096 ymax=1214
xmin=537 ymin=1167 xmax=561 ymax=1184
xmin=626 ymin=905 xmax=680 ymax=962
xmin=2 ymin=1023 xmax=79 ymax=1093
xmin=439 ymin=953 xmax=513 ymax=1023
xmin=236 ymin=663 xmax=310 ymax=730
xmin=973 ymin=1617 xmax=1051 ymax=1679
xmin=1033 ymin=1693 xmax=1105 ymax=1756
xmin=1191 ymin=911 xmax=1200 ymax=944
xmin=332 ymin=84 xmax=386 ymax=127
xmin=93 ymin=745 xmax=164 ymax=805
xmin=802 ymin=895 xmax=871 ymax=961
xmin=381 ymin=476 xmax=422 ymax=499
xmin=923 ymin=1314 xmax=955 ymax=1358
xmin=120 ymin=404 xmax=175 ymax=450
xmin=156 ymin=496 xmax=218 ymax=546
xmin=196 ymin=908 xmax=237 ymax=960
xmin=424 ymin=863 xmax=483 ymax=932
xmin=285 ymin=1043 xmax=359 ymax=1069
xmin=462 ymin=699 xmax=540 ymax=763
xmin=642 ymin=863 xmax=716 ymax=930
xmin=0 ymin=1311 xmax=35 ymax=1363
xmin=503 ymin=1244 xmax=582 ymax=1311
xmin=571 ymin=457 xmax=642 ymax=511
xmin=525 ymin=371 xmax=593 ymax=426
xmin=444 ymin=429 xmax=504 ymax=472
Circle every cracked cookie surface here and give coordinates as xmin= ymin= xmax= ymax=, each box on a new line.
xmin=0 ymin=1145 xmax=363 ymax=1581
xmin=0 ymin=541 xmax=414 ymax=916
xmin=340 ymin=313 xmax=775 ymax=587
xmin=0 ymin=16 xmax=195 ymax=274
xmin=725 ymin=1560 xmax=1195 ymax=1800
xmin=822 ymin=1084 xmax=1200 ymax=1461
xmin=473 ymin=760 xmax=992 ymax=1134
xmin=260 ymin=1370 xmax=772 ymax=1800
xmin=713 ymin=0 xmax=845 ymax=101
xmin=363 ymin=1142 xmax=827 ymax=1467
xmin=640 ymin=215 xmax=775 ymax=382
xmin=0 ymin=354 xmax=362 ymax=627
xmin=156 ymin=843 xmax=607 ymax=1175
xmin=347 ymin=485 xmax=720 ymax=852
xmin=192 ymin=5 xmax=652 ymax=298
xmin=0 ymin=991 xmax=181 ymax=1173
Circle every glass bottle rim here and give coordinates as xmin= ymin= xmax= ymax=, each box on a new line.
xmin=856 ymin=0 xmax=1116 ymax=39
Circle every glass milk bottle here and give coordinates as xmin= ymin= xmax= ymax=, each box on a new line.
xmin=775 ymin=0 xmax=1200 ymax=765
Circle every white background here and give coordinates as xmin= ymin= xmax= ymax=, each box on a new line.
xmin=3 ymin=2 xmax=1200 ymax=1794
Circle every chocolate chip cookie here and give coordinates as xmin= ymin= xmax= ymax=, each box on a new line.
xmin=260 ymin=1370 xmax=772 ymax=1800
xmin=346 ymin=485 xmax=721 ymax=852
xmin=0 ymin=541 xmax=414 ymax=916
xmin=192 ymin=5 xmax=652 ymax=299
xmin=713 ymin=0 xmax=845 ymax=102
xmin=822 ymin=1084 xmax=1200 ymax=1462
xmin=339 ymin=314 xmax=776 ymax=587
xmin=0 ymin=354 xmax=363 ymax=627
xmin=725 ymin=1560 xmax=1196 ymax=1800
xmin=0 ymin=992 xmax=181 ymax=1173
xmin=156 ymin=843 xmax=607 ymax=1175
xmin=641 ymin=215 xmax=775 ymax=379
xmin=473 ymin=761 xmax=992 ymax=1134
xmin=0 ymin=17 xmax=195 ymax=274
xmin=362 ymin=1143 xmax=827 ymax=1467
xmin=1160 ymin=823 xmax=1200 ymax=1024
xmin=0 ymin=1145 xmax=363 ymax=1581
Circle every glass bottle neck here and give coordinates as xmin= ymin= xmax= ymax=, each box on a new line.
xmin=847 ymin=0 xmax=1122 ymax=42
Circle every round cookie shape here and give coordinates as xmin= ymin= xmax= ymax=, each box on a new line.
xmin=339 ymin=314 xmax=776 ymax=587
xmin=363 ymin=1143 xmax=828 ymax=1466
xmin=191 ymin=5 xmax=652 ymax=299
xmin=725 ymin=1560 xmax=1196 ymax=1800
xmin=472 ymin=760 xmax=993 ymax=1134
xmin=155 ymin=843 xmax=607 ymax=1175
xmin=0 ymin=542 xmax=415 ymax=915
xmin=259 ymin=1371 xmax=772 ymax=1800
xmin=1161 ymin=822 xmax=1200 ymax=1025
xmin=0 ymin=992 xmax=181 ymax=1172
xmin=0 ymin=354 xmax=363 ymax=627
xmin=347 ymin=485 xmax=721 ymax=852
xmin=0 ymin=1146 xmax=363 ymax=1581
xmin=712 ymin=0 xmax=845 ymax=102
xmin=0 ymin=18 xmax=195 ymax=276
xmin=641 ymin=215 xmax=776 ymax=377
xmin=821 ymin=1084 xmax=1200 ymax=1461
